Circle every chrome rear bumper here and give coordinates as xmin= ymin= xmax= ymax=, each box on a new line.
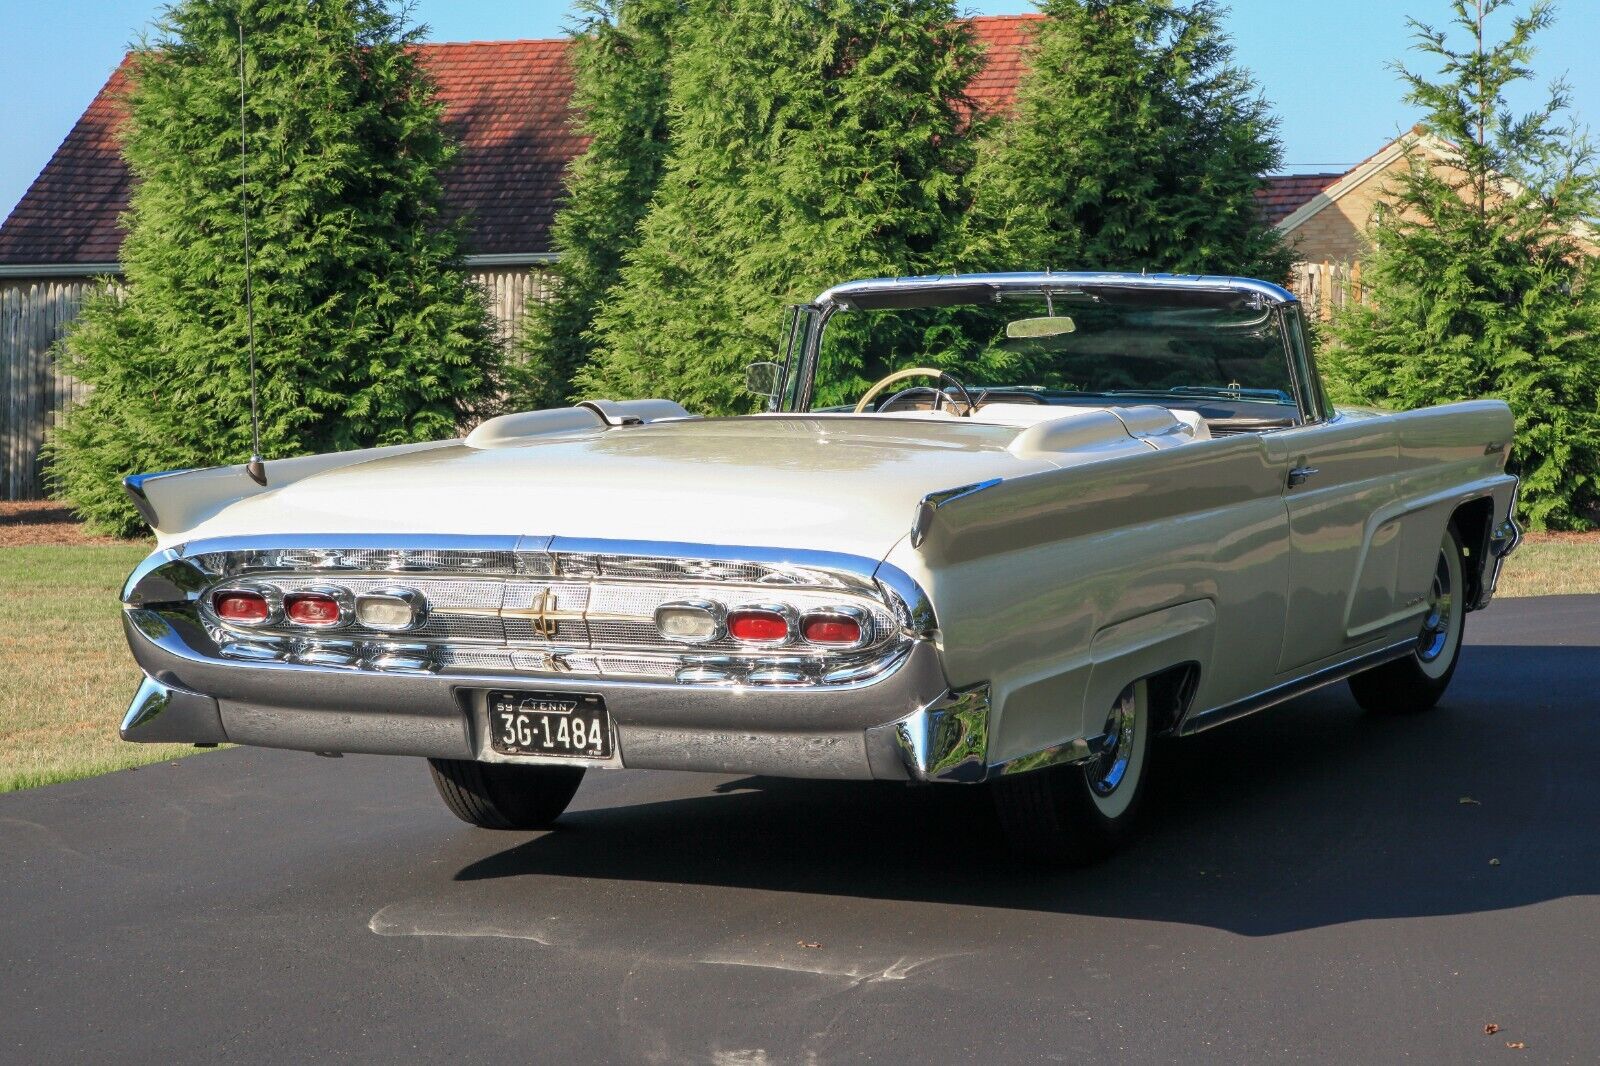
xmin=121 ymin=607 xmax=993 ymax=783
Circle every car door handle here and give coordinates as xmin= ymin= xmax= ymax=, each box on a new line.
xmin=1287 ymin=466 xmax=1320 ymax=488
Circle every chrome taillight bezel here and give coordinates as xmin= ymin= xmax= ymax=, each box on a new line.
xmin=209 ymin=583 xmax=282 ymax=627
xmin=281 ymin=585 xmax=353 ymax=629
xmin=725 ymin=603 xmax=799 ymax=647
xmin=354 ymin=586 xmax=429 ymax=632
xmin=653 ymin=599 xmax=727 ymax=644
xmin=798 ymin=605 xmax=872 ymax=650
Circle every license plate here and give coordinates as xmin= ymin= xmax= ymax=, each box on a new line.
xmin=487 ymin=691 xmax=612 ymax=759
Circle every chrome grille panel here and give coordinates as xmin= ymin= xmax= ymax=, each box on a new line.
xmin=149 ymin=538 xmax=934 ymax=688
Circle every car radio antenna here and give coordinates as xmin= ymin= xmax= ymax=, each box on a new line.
xmin=237 ymin=17 xmax=267 ymax=487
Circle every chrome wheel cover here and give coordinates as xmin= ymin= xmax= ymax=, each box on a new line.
xmin=1417 ymin=548 xmax=1455 ymax=664
xmin=1089 ymin=686 xmax=1139 ymax=797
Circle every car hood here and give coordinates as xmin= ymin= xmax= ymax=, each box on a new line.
xmin=179 ymin=417 xmax=1073 ymax=560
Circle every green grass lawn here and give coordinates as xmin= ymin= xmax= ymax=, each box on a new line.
xmin=0 ymin=535 xmax=1594 ymax=794
xmin=1491 ymin=535 xmax=1600 ymax=598
xmin=0 ymin=544 xmax=204 ymax=792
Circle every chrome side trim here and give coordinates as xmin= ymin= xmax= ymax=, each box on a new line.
xmin=1178 ymin=640 xmax=1415 ymax=735
xmin=990 ymin=736 xmax=1102 ymax=779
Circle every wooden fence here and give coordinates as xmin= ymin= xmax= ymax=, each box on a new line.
xmin=476 ymin=266 xmax=555 ymax=349
xmin=0 ymin=266 xmax=554 ymax=500
xmin=2 ymin=261 xmax=1379 ymax=500
xmin=1288 ymin=260 xmax=1371 ymax=319
xmin=0 ymin=278 xmax=104 ymax=500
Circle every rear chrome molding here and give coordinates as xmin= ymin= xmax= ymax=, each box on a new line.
xmin=160 ymin=533 xmax=909 ymax=594
xmin=1178 ymin=640 xmax=1415 ymax=735
xmin=123 ymin=535 xmax=938 ymax=690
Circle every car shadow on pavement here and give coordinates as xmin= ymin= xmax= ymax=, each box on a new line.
xmin=454 ymin=644 xmax=1599 ymax=937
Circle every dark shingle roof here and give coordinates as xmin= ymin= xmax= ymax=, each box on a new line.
xmin=0 ymin=17 xmax=1333 ymax=266
xmin=0 ymin=61 xmax=136 ymax=265
xmin=1255 ymin=172 xmax=1344 ymax=226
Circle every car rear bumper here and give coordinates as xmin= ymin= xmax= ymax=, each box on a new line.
xmin=121 ymin=607 xmax=992 ymax=783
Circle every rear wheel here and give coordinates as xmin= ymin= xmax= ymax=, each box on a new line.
xmin=1348 ymin=524 xmax=1466 ymax=715
xmin=991 ymin=680 xmax=1151 ymax=865
xmin=427 ymin=758 xmax=585 ymax=830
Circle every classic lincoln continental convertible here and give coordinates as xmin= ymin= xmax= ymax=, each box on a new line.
xmin=118 ymin=272 xmax=1520 ymax=862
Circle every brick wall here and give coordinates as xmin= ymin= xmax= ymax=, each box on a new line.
xmin=1281 ymin=153 xmax=1411 ymax=264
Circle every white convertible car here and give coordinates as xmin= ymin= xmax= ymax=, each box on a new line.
xmin=118 ymin=273 xmax=1520 ymax=862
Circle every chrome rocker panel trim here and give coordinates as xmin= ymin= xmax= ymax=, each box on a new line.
xmin=1177 ymin=639 xmax=1415 ymax=735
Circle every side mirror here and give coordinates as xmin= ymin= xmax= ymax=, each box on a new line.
xmin=745 ymin=361 xmax=781 ymax=398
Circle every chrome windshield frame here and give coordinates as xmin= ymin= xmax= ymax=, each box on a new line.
xmin=782 ymin=271 xmax=1316 ymax=424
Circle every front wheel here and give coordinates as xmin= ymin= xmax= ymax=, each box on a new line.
xmin=991 ymin=680 xmax=1152 ymax=865
xmin=427 ymin=758 xmax=585 ymax=830
xmin=1348 ymin=524 xmax=1466 ymax=715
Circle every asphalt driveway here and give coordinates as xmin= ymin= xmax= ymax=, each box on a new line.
xmin=4 ymin=595 xmax=1598 ymax=1063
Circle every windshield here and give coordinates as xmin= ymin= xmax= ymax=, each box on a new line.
xmin=800 ymin=289 xmax=1301 ymax=423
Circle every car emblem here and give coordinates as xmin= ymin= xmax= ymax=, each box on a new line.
xmin=501 ymin=587 xmax=563 ymax=639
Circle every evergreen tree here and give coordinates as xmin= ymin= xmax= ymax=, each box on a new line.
xmin=963 ymin=0 xmax=1289 ymax=280
xmin=1323 ymin=0 xmax=1600 ymax=529
xmin=511 ymin=0 xmax=683 ymax=409
xmin=49 ymin=0 xmax=500 ymax=536
xmin=574 ymin=0 xmax=984 ymax=414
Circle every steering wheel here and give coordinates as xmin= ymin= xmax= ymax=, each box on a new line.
xmin=853 ymin=367 xmax=977 ymax=416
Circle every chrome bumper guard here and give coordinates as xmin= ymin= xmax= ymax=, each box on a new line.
xmin=1474 ymin=479 xmax=1522 ymax=610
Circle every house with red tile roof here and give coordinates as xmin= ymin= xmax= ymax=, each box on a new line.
xmin=0 ymin=17 xmax=1043 ymax=273
xmin=0 ymin=14 xmax=1349 ymax=498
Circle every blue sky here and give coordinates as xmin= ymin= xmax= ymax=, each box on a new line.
xmin=3 ymin=0 xmax=1597 ymax=223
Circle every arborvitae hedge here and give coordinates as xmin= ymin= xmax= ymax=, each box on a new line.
xmin=49 ymin=0 xmax=499 ymax=536
xmin=575 ymin=0 xmax=984 ymax=413
xmin=1323 ymin=0 xmax=1600 ymax=530
xmin=512 ymin=0 xmax=683 ymax=410
xmin=963 ymin=0 xmax=1289 ymax=280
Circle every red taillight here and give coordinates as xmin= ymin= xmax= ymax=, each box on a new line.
xmin=284 ymin=592 xmax=342 ymax=627
xmin=802 ymin=614 xmax=862 ymax=646
xmin=727 ymin=609 xmax=789 ymax=643
xmin=214 ymin=590 xmax=269 ymax=623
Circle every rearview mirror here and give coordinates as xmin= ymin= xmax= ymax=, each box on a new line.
xmin=1006 ymin=316 xmax=1076 ymax=340
xmin=745 ymin=361 xmax=781 ymax=397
